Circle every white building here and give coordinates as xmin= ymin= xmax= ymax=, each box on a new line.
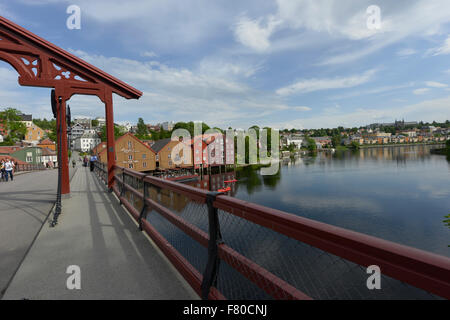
xmin=70 ymin=123 xmax=85 ymax=148
xmin=74 ymin=117 xmax=91 ymax=127
xmin=95 ymin=117 xmax=106 ymax=127
xmin=41 ymin=148 xmax=58 ymax=168
xmin=286 ymin=134 xmax=304 ymax=149
xmin=74 ymin=132 xmax=101 ymax=152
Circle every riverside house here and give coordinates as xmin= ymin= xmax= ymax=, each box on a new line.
xmin=151 ymin=138 xmax=182 ymax=170
xmin=11 ymin=146 xmax=42 ymax=164
xmin=98 ymin=133 xmax=156 ymax=172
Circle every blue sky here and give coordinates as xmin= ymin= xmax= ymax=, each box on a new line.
xmin=1 ymin=0 xmax=450 ymax=129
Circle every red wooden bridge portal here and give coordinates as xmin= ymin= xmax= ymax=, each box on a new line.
xmin=0 ymin=16 xmax=142 ymax=195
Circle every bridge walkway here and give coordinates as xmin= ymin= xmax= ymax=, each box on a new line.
xmin=2 ymin=162 xmax=198 ymax=300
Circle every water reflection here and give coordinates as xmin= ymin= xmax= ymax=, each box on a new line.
xmin=122 ymin=144 xmax=449 ymax=299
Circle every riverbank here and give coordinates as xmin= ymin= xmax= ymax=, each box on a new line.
xmin=359 ymin=142 xmax=445 ymax=149
xmin=430 ymin=147 xmax=450 ymax=156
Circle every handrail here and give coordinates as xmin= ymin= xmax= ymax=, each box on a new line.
xmin=92 ymin=162 xmax=450 ymax=299
xmin=213 ymin=195 xmax=450 ymax=298
xmin=13 ymin=163 xmax=46 ymax=172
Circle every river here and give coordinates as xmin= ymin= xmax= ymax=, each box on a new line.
xmin=138 ymin=144 xmax=449 ymax=299
xmin=230 ymin=145 xmax=450 ymax=257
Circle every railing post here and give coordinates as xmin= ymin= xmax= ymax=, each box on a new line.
xmin=201 ymin=191 xmax=224 ymax=300
xmin=120 ymin=168 xmax=125 ymax=197
xmin=138 ymin=176 xmax=149 ymax=231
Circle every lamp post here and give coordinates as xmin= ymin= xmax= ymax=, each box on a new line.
xmin=50 ymin=90 xmax=62 ymax=227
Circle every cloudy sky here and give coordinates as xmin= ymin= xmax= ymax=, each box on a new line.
xmin=0 ymin=0 xmax=450 ymax=129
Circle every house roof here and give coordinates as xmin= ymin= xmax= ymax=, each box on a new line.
xmin=41 ymin=147 xmax=56 ymax=156
xmin=92 ymin=142 xmax=107 ymax=155
xmin=79 ymin=132 xmax=100 ymax=139
xmin=98 ymin=133 xmax=156 ymax=156
xmin=38 ymin=138 xmax=54 ymax=145
xmin=150 ymin=138 xmax=173 ymax=153
xmin=0 ymin=155 xmax=27 ymax=165
xmin=0 ymin=146 xmax=22 ymax=154
xmin=19 ymin=114 xmax=32 ymax=121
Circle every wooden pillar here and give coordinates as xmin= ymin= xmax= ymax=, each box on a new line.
xmin=57 ymin=95 xmax=70 ymax=195
xmin=105 ymin=90 xmax=115 ymax=189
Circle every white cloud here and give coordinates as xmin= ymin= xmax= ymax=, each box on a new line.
xmin=272 ymin=96 xmax=450 ymax=129
xmin=140 ymin=51 xmax=158 ymax=58
xmin=290 ymin=106 xmax=311 ymax=111
xmin=397 ymin=48 xmax=417 ymax=56
xmin=276 ymin=69 xmax=377 ymax=96
xmin=427 ymin=35 xmax=450 ymax=56
xmin=413 ymin=88 xmax=430 ymax=95
xmin=63 ymin=50 xmax=308 ymax=128
xmin=329 ymin=83 xmax=415 ymax=100
xmin=426 ymin=81 xmax=448 ymax=88
xmin=234 ymin=15 xmax=282 ymax=52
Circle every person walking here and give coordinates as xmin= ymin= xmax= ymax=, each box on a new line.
xmin=0 ymin=160 xmax=5 ymax=182
xmin=4 ymin=159 xmax=15 ymax=182
xmin=89 ymin=155 xmax=97 ymax=172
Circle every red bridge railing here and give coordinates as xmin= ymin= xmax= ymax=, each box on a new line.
xmin=93 ymin=162 xmax=450 ymax=300
xmin=14 ymin=163 xmax=46 ymax=172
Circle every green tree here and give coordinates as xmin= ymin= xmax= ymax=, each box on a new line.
xmin=136 ymin=118 xmax=150 ymax=140
xmin=305 ymin=136 xmax=317 ymax=153
xmin=350 ymin=140 xmax=360 ymax=150
xmin=100 ymin=125 xmax=125 ymax=141
xmin=0 ymin=108 xmax=27 ymax=145
xmin=331 ymin=135 xmax=341 ymax=148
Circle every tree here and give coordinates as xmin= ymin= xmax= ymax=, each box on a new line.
xmin=136 ymin=118 xmax=150 ymax=140
xmin=305 ymin=136 xmax=317 ymax=153
xmin=100 ymin=125 xmax=124 ymax=141
xmin=0 ymin=108 xmax=27 ymax=145
xmin=331 ymin=135 xmax=341 ymax=148
xmin=350 ymin=141 xmax=360 ymax=149
xmin=91 ymin=119 xmax=99 ymax=127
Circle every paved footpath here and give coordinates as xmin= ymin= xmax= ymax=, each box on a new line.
xmin=0 ymin=167 xmax=75 ymax=297
xmin=2 ymin=163 xmax=198 ymax=300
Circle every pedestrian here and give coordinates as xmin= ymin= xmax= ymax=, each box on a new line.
xmin=0 ymin=160 xmax=5 ymax=182
xmin=4 ymin=159 xmax=15 ymax=182
xmin=83 ymin=155 xmax=88 ymax=168
xmin=89 ymin=155 xmax=97 ymax=172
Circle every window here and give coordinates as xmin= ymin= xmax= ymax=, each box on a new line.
xmin=169 ymin=161 xmax=172 ymax=166
xmin=143 ymin=162 xmax=147 ymax=168
xmin=168 ymin=154 xmax=171 ymax=159
xmin=142 ymin=154 xmax=146 ymax=159
xmin=128 ymin=155 xmax=133 ymax=160
xmin=128 ymin=141 xmax=132 ymax=148
xmin=129 ymin=163 xmax=133 ymax=169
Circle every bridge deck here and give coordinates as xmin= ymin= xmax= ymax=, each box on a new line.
xmin=2 ymin=163 xmax=198 ymax=300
